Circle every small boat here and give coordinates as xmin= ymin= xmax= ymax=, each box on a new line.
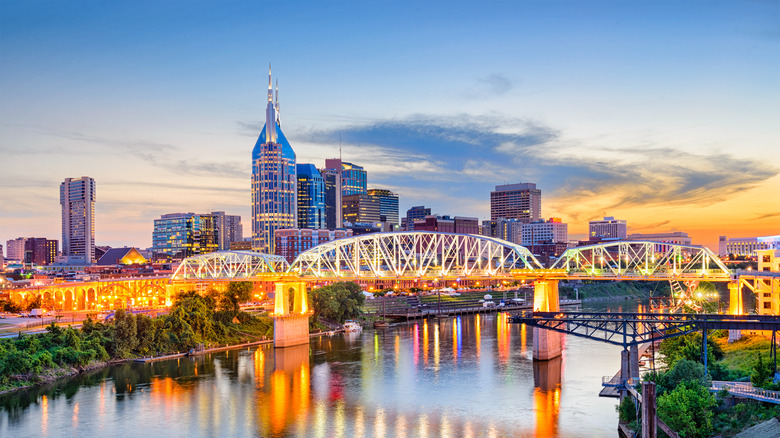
xmin=343 ymin=320 xmax=362 ymax=332
xmin=373 ymin=320 xmax=390 ymax=328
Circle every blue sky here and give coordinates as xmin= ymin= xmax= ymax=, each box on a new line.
xmin=1 ymin=0 xmax=778 ymax=250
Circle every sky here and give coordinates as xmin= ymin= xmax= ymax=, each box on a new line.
xmin=1 ymin=0 xmax=778 ymax=252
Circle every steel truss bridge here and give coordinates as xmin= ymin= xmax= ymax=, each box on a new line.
xmin=10 ymin=232 xmax=739 ymax=311
xmin=288 ymin=232 xmax=543 ymax=279
xmin=510 ymin=311 xmax=780 ymax=348
xmin=172 ymin=251 xmax=290 ymax=280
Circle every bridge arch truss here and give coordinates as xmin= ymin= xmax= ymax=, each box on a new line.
xmin=289 ymin=231 xmax=543 ymax=279
xmin=549 ymin=240 xmax=732 ymax=280
xmin=172 ymin=251 xmax=290 ymax=280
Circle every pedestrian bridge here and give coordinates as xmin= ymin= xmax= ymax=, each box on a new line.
xmin=288 ymin=231 xmax=543 ymax=279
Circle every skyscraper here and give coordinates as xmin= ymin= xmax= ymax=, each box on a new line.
xmin=588 ymin=216 xmax=627 ymax=240
xmin=367 ymin=188 xmax=399 ymax=227
xmin=152 ymin=212 xmax=220 ymax=260
xmin=321 ymin=168 xmax=343 ymax=229
xmin=325 ymin=158 xmax=367 ymax=196
xmin=211 ymin=211 xmax=243 ymax=251
xmin=60 ymin=176 xmax=96 ymax=264
xmin=490 ymin=183 xmax=541 ymax=223
xmin=252 ymin=66 xmax=297 ymax=253
xmin=297 ymin=164 xmax=326 ymax=229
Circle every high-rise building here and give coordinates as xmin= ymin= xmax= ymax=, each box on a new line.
xmin=405 ymin=205 xmax=431 ymax=231
xmin=5 ymin=237 xmax=26 ymax=262
xmin=152 ymin=213 xmax=220 ymax=260
xmin=490 ymin=183 xmax=541 ymax=223
xmin=60 ymin=176 xmax=96 ymax=264
xmin=342 ymin=193 xmax=381 ymax=224
xmin=252 ymin=66 xmax=296 ymax=253
xmin=588 ymin=216 xmax=627 ymax=240
xmin=24 ymin=238 xmax=58 ymax=265
xmin=325 ymin=158 xmax=367 ymax=196
xmin=297 ymin=164 xmax=326 ymax=229
xmin=481 ymin=218 xmax=524 ymax=244
xmin=274 ymin=228 xmax=352 ymax=263
xmin=211 ymin=211 xmax=243 ymax=251
xmin=367 ymin=188 xmax=400 ymax=227
xmin=321 ymin=168 xmax=343 ymax=230
xmin=521 ymin=218 xmax=568 ymax=246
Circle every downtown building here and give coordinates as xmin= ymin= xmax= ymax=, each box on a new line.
xmin=60 ymin=176 xmax=96 ymax=264
xmin=414 ymin=215 xmax=479 ymax=234
xmin=325 ymin=158 xmax=367 ymax=196
xmin=521 ymin=218 xmax=569 ymax=265
xmin=297 ymin=164 xmax=326 ymax=230
xmin=252 ymin=66 xmax=296 ymax=253
xmin=481 ymin=218 xmax=524 ymax=244
xmin=274 ymin=228 xmax=352 ymax=263
xmin=320 ymin=167 xmax=342 ymax=229
xmin=719 ymin=235 xmax=780 ymax=257
xmin=627 ymin=231 xmax=692 ymax=252
xmin=367 ymin=188 xmax=399 ymax=228
xmin=404 ymin=205 xmax=431 ymax=231
xmin=152 ymin=212 xmax=242 ymax=260
xmin=490 ymin=183 xmax=542 ymax=223
xmin=588 ymin=216 xmax=627 ymax=240
xmin=5 ymin=237 xmax=58 ymax=265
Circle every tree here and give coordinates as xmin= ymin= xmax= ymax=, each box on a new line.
xmin=751 ymin=352 xmax=775 ymax=388
xmin=310 ymin=281 xmax=365 ymax=324
xmin=220 ymin=282 xmax=253 ymax=314
xmin=659 ymin=332 xmax=723 ymax=368
xmin=113 ymin=308 xmax=138 ymax=357
xmin=657 ymin=381 xmax=716 ymax=438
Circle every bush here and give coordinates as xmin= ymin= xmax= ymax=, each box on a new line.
xmin=657 ymin=381 xmax=716 ymax=438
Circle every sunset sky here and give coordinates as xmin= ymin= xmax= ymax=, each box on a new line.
xmin=1 ymin=1 xmax=778 ymax=251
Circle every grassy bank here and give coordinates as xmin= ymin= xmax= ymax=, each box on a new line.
xmin=0 ymin=286 xmax=275 ymax=395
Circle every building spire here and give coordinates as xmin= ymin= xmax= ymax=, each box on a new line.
xmin=265 ymin=63 xmax=277 ymax=143
xmin=267 ymin=63 xmax=273 ymax=103
xmin=275 ymin=79 xmax=280 ymax=124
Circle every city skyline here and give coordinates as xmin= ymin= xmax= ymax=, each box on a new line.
xmin=1 ymin=1 xmax=778 ymax=251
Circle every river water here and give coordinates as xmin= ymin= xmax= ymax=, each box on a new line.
xmin=0 ymin=301 xmax=642 ymax=437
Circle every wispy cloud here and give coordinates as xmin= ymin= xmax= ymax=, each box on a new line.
xmin=297 ymin=114 xmax=778 ymax=220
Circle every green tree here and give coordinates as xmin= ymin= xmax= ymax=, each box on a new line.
xmin=659 ymin=332 xmax=723 ymax=368
xmin=220 ymin=282 xmax=253 ymax=314
xmin=113 ymin=308 xmax=138 ymax=357
xmin=310 ymin=282 xmax=365 ymax=324
xmin=657 ymin=381 xmax=716 ymax=438
xmin=751 ymin=352 xmax=775 ymax=388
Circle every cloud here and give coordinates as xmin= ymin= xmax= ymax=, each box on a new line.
xmin=754 ymin=211 xmax=780 ymax=220
xmin=295 ymin=114 xmax=778 ymax=220
xmin=479 ymin=73 xmax=513 ymax=95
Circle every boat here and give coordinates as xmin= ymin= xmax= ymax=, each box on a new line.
xmin=343 ymin=320 xmax=362 ymax=332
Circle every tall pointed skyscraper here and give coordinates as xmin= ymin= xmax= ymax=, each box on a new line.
xmin=252 ymin=65 xmax=297 ymax=253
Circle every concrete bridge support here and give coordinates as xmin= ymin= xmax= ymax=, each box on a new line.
xmin=728 ymin=282 xmax=743 ymax=342
xmin=273 ymin=281 xmax=310 ymax=348
xmin=533 ymin=280 xmax=563 ymax=360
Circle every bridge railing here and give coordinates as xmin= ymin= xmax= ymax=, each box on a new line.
xmin=712 ymin=381 xmax=780 ymax=404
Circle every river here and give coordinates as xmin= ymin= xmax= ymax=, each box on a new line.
xmin=0 ymin=300 xmax=644 ymax=437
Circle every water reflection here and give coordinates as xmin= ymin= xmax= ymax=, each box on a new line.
xmin=1 ymin=312 xmax=623 ymax=437
xmin=534 ymin=356 xmax=562 ymax=436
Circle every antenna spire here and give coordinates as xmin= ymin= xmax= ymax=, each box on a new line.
xmin=275 ymin=79 xmax=280 ymax=123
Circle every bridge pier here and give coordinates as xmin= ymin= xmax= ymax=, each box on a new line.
xmin=728 ymin=282 xmax=743 ymax=342
xmin=533 ymin=280 xmax=563 ymax=361
xmin=273 ymin=281 xmax=310 ymax=348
